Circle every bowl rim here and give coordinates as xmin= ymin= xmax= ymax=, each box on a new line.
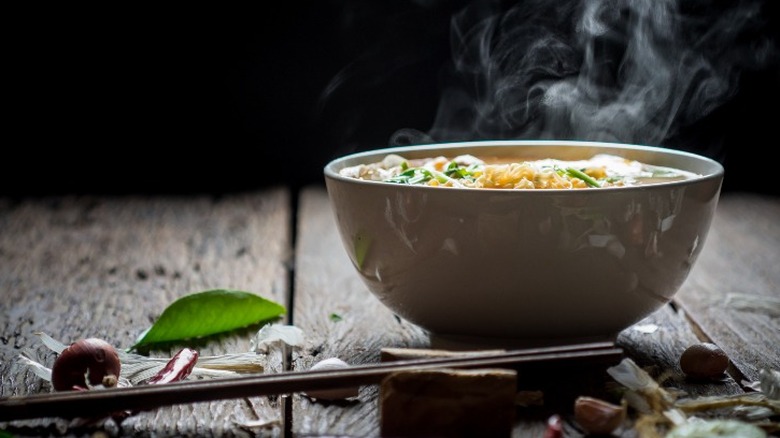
xmin=323 ymin=139 xmax=725 ymax=192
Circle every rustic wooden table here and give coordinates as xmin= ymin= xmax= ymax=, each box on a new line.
xmin=0 ymin=187 xmax=778 ymax=437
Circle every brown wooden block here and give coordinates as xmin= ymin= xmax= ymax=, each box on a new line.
xmin=380 ymin=368 xmax=517 ymax=437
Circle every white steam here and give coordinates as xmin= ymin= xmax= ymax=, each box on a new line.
xmin=391 ymin=0 xmax=773 ymax=146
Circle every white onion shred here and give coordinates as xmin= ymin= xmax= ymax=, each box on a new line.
xmin=35 ymin=331 xmax=67 ymax=354
xmin=250 ymin=323 xmax=305 ymax=353
xmin=17 ymin=353 xmax=52 ymax=382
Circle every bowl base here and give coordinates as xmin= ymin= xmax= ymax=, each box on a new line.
xmin=428 ymin=332 xmax=619 ymax=351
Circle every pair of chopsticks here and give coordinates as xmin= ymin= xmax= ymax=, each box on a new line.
xmin=0 ymin=341 xmax=622 ymax=422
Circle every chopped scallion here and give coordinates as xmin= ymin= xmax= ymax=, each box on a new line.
xmin=565 ymin=167 xmax=601 ymax=188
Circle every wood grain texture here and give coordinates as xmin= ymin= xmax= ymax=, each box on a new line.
xmin=617 ymin=305 xmax=746 ymax=398
xmin=0 ymin=190 xmax=292 ymax=437
xmin=674 ymin=193 xmax=780 ymax=382
xmin=291 ymin=187 xmax=429 ymax=437
xmin=2 ymin=188 xmax=774 ymax=437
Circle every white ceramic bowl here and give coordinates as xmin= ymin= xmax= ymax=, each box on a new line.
xmin=324 ymin=140 xmax=724 ymax=347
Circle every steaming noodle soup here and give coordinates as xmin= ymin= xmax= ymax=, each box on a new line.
xmin=340 ymin=153 xmax=699 ymax=189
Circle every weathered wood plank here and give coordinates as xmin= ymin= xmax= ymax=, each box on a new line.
xmin=0 ymin=190 xmax=292 ymax=437
xmin=4 ymin=188 xmax=772 ymax=436
xmin=617 ymin=305 xmax=746 ymax=398
xmin=674 ymin=193 xmax=780 ymax=382
xmin=291 ymin=187 xmax=429 ymax=436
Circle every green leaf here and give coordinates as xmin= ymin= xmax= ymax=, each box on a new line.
xmin=132 ymin=289 xmax=286 ymax=349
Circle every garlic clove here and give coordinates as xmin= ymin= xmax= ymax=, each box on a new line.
xmin=574 ymin=396 xmax=626 ymax=435
xmin=309 ymin=357 xmax=350 ymax=370
xmin=303 ymin=357 xmax=360 ymax=401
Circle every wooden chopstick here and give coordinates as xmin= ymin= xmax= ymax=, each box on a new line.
xmin=0 ymin=341 xmax=622 ymax=422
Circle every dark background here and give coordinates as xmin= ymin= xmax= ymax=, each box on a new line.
xmin=6 ymin=1 xmax=779 ymax=197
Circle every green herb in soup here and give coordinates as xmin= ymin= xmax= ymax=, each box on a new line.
xmin=339 ymin=154 xmax=699 ymax=189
